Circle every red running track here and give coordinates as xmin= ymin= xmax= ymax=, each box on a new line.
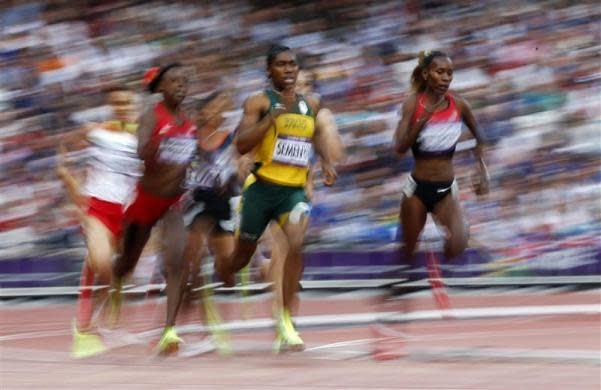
xmin=1 ymin=290 xmax=600 ymax=389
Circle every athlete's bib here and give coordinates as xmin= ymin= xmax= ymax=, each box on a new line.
xmin=151 ymin=101 xmax=197 ymax=165
xmin=158 ymin=137 xmax=197 ymax=164
xmin=272 ymin=135 xmax=312 ymax=167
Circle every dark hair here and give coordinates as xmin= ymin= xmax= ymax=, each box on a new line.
xmin=266 ymin=44 xmax=292 ymax=68
xmin=410 ymin=50 xmax=448 ymax=93
xmin=148 ymin=63 xmax=182 ymax=93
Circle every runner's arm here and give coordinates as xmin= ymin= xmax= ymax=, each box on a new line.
xmin=456 ymin=95 xmax=486 ymax=162
xmin=56 ymin=159 xmax=87 ymax=223
xmin=234 ymin=94 xmax=273 ymax=154
xmin=309 ymin=97 xmax=337 ymax=186
xmin=56 ymin=160 xmax=86 ymax=208
xmin=393 ymin=94 xmax=425 ymax=156
xmin=136 ymin=105 xmax=157 ymax=161
xmin=315 ymin=107 xmax=345 ymax=164
xmin=456 ymin=95 xmax=489 ymax=194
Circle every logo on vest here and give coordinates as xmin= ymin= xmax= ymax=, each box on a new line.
xmin=298 ymin=100 xmax=308 ymax=115
xmin=158 ymin=124 xmax=172 ymax=135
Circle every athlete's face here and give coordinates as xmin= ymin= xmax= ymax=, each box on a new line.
xmin=108 ymin=90 xmax=134 ymax=122
xmin=269 ymin=51 xmax=298 ymax=90
xmin=295 ymin=70 xmax=314 ymax=96
xmin=423 ymin=56 xmax=453 ymax=94
xmin=160 ymin=67 xmax=188 ymax=106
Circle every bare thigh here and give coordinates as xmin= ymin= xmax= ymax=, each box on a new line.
xmin=432 ymin=194 xmax=468 ymax=259
xmin=400 ymin=195 xmax=428 ymax=257
xmin=209 ymin=231 xmax=235 ymax=262
xmin=84 ymin=216 xmax=117 ymax=280
xmin=187 ymin=217 xmax=213 ymax=262
xmin=161 ymin=207 xmax=187 ymax=273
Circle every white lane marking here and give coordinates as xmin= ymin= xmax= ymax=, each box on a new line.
xmin=1 ymin=304 xmax=598 ymax=343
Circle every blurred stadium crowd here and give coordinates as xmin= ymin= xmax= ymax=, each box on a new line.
xmin=0 ymin=1 xmax=599 ymax=271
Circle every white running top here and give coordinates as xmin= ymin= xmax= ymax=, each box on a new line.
xmin=82 ymin=128 xmax=141 ymax=204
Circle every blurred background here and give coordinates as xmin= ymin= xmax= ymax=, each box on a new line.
xmin=0 ymin=0 xmax=599 ymax=289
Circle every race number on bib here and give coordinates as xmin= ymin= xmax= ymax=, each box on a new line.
xmin=159 ymin=137 xmax=197 ymax=164
xmin=272 ymin=135 xmax=312 ymax=167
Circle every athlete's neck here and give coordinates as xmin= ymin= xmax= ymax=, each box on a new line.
xmin=272 ymin=84 xmax=295 ymax=98
xmin=162 ymin=99 xmax=181 ymax=116
xmin=423 ymin=89 xmax=446 ymax=106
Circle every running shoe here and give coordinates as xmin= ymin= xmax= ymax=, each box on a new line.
xmin=201 ymin=288 xmax=232 ymax=356
xmin=273 ymin=309 xmax=304 ymax=353
xmin=71 ymin=320 xmax=107 ymax=359
xmin=155 ymin=326 xmax=183 ymax=355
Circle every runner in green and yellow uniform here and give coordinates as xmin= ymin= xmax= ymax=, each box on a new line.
xmin=217 ymin=45 xmax=337 ymax=351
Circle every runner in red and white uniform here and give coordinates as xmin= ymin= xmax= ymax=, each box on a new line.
xmin=111 ymin=63 xmax=198 ymax=354
xmin=56 ymin=85 xmax=141 ymax=358
xmin=393 ymin=50 xmax=489 ymax=260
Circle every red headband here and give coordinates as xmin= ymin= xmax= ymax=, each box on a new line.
xmin=143 ymin=67 xmax=160 ymax=87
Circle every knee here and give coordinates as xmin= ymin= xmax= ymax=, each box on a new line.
xmin=164 ymin=253 xmax=187 ymax=277
xmin=94 ymin=259 xmax=113 ymax=284
xmin=231 ymin=245 xmax=255 ymax=271
xmin=113 ymin=253 xmax=133 ymax=278
xmin=445 ymin=231 xmax=468 ymax=259
xmin=89 ymin=247 xmax=114 ymax=282
xmin=402 ymin=238 xmax=419 ymax=259
xmin=287 ymin=236 xmax=304 ymax=256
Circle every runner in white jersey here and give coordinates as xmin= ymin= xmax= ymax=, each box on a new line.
xmin=83 ymin=128 xmax=140 ymax=206
xmin=56 ymin=85 xmax=141 ymax=358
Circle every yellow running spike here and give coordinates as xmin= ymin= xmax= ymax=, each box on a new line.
xmin=273 ymin=309 xmax=304 ymax=353
xmin=71 ymin=320 xmax=107 ymax=359
xmin=200 ymin=273 xmax=232 ymax=355
xmin=155 ymin=326 xmax=182 ymax=355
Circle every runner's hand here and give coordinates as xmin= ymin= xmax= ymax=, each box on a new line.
xmin=473 ymin=162 xmax=489 ymax=196
xmin=269 ymin=106 xmax=287 ymax=124
xmin=56 ymin=143 xmax=68 ymax=178
xmin=476 ymin=168 xmax=489 ymax=196
xmin=322 ymin=162 xmax=337 ymax=187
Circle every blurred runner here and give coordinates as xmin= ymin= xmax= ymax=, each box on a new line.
xmin=373 ymin=50 xmax=490 ymax=360
xmin=111 ymin=63 xmax=197 ymax=354
xmin=179 ymin=90 xmax=240 ymax=353
xmin=56 ymin=85 xmax=141 ymax=358
xmin=259 ymin=68 xmax=345 ymax=315
xmin=393 ymin=49 xmax=489 ymax=263
xmin=216 ymin=45 xmax=338 ymax=352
